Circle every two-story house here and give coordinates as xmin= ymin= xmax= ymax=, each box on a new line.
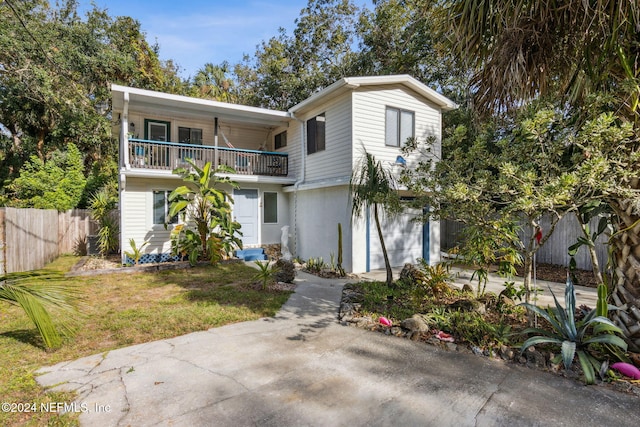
xmin=111 ymin=75 xmax=456 ymax=272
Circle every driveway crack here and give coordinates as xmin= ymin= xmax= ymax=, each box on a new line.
xmin=474 ymin=370 xmax=509 ymax=426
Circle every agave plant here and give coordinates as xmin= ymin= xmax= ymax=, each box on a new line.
xmin=520 ymin=278 xmax=627 ymax=384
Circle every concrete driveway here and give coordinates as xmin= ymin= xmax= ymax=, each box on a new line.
xmin=37 ymin=272 xmax=639 ymax=426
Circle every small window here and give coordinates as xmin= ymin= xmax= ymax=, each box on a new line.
xmin=145 ymin=119 xmax=171 ymax=142
xmin=178 ymin=127 xmax=203 ymax=144
xmin=385 ymin=107 xmax=414 ymax=147
xmin=307 ymin=113 xmax=326 ymax=154
xmin=153 ymin=190 xmax=178 ymax=225
xmin=274 ymin=131 xmax=287 ymax=149
xmin=263 ymin=192 xmax=278 ymax=224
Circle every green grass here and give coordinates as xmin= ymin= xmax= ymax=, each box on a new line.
xmin=0 ymin=256 xmax=292 ymax=426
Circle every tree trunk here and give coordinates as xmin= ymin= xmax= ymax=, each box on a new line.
xmin=373 ymin=204 xmax=393 ymax=287
xmin=609 ymin=185 xmax=640 ymax=352
xmin=575 ymin=212 xmax=604 ymax=285
xmin=37 ymin=129 xmax=46 ymax=161
xmin=587 ymin=243 xmax=604 ymax=285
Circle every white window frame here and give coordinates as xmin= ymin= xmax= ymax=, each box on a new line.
xmin=152 ymin=190 xmax=178 ymax=226
xmin=263 ymin=192 xmax=278 ymax=224
xmin=385 ymin=107 xmax=415 ymax=147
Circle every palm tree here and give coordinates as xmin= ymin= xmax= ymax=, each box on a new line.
xmin=0 ymin=274 xmax=81 ymax=349
xmin=350 ymin=152 xmax=401 ymax=287
xmin=447 ymin=0 xmax=640 ymax=350
xmin=191 ymin=62 xmax=235 ymax=102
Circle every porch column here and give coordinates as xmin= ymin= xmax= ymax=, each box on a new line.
xmin=214 ymin=117 xmax=219 ymax=167
xmin=121 ymin=91 xmax=130 ymax=169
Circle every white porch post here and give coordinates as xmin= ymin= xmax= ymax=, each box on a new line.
xmin=121 ymin=91 xmax=130 ymax=169
xmin=214 ymin=117 xmax=219 ymax=167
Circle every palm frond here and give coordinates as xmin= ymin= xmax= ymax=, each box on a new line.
xmin=0 ymin=275 xmax=83 ymax=348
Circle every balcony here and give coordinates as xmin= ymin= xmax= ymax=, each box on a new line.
xmin=127 ymin=138 xmax=288 ymax=177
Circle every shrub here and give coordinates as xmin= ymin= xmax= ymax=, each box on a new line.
xmin=520 ymin=279 xmax=627 ymax=384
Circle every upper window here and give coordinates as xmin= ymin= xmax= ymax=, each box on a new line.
xmin=145 ymin=119 xmax=171 ymax=142
xmin=385 ymin=107 xmax=414 ymax=147
xmin=263 ymin=192 xmax=278 ymax=224
xmin=307 ymin=113 xmax=326 ymax=155
xmin=178 ymin=127 xmax=203 ymax=144
xmin=153 ymin=190 xmax=178 ymax=225
xmin=274 ymin=131 xmax=287 ymax=150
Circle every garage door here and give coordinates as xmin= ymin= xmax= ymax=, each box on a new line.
xmin=368 ymin=209 xmax=427 ymax=271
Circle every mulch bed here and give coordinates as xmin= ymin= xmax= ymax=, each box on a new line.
xmin=515 ymin=262 xmax=599 ymax=288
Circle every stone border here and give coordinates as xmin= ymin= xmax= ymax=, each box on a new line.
xmin=66 ymin=257 xmax=192 ymax=277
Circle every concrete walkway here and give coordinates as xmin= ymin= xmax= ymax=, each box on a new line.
xmin=37 ymin=271 xmax=638 ymax=426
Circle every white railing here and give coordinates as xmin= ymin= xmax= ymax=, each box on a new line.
xmin=128 ymin=139 xmax=288 ymax=176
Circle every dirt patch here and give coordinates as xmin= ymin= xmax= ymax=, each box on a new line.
xmin=73 ymin=255 xmax=122 ymax=271
xmin=515 ymin=263 xmax=599 ymax=288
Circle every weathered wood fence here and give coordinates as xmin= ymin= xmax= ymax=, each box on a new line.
xmin=441 ymin=214 xmax=609 ymax=272
xmin=0 ymin=208 xmax=98 ymax=274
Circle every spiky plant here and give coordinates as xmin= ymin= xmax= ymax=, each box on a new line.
xmin=520 ymin=278 xmax=627 ymax=384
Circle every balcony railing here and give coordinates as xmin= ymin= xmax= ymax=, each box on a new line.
xmin=127 ymin=139 xmax=288 ymax=177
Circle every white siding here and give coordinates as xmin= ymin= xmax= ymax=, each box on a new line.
xmin=121 ymin=177 xmax=182 ymax=256
xmin=299 ymin=93 xmax=353 ymax=182
xmin=285 ymin=120 xmax=302 ymax=182
xmin=292 ymin=186 xmax=352 ymax=271
xmin=256 ymin=184 xmax=291 ymax=245
xmin=121 ymin=177 xmax=289 ymax=258
xmin=352 ymin=85 xmax=442 ymax=172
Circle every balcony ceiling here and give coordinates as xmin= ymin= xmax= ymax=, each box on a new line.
xmin=112 ymin=84 xmax=291 ymax=128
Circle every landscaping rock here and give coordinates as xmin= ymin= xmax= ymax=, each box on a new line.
xmin=398 ymin=263 xmax=425 ymax=286
xmin=499 ymin=345 xmax=515 ymax=361
xmin=499 ymin=293 xmax=515 ymax=307
xmin=629 ymin=352 xmax=640 ymax=369
xmin=462 ymin=284 xmax=474 ymax=293
xmin=274 ymin=259 xmax=295 ymax=283
xmin=525 ymin=346 xmax=547 ymax=368
xmin=400 ymin=314 xmax=430 ymax=332
xmin=447 ymin=299 xmax=486 ymax=314
xmin=356 ymin=316 xmax=373 ymax=328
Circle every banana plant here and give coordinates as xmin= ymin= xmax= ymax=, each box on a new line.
xmin=520 ymin=276 xmax=627 ymax=384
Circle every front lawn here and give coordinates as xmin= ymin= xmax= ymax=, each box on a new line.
xmin=0 ymin=256 xmax=292 ymax=427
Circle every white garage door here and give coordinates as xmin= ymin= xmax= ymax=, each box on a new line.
xmin=368 ymin=209 xmax=426 ymax=271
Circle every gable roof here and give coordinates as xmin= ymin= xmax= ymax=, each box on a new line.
xmin=289 ymin=75 xmax=458 ymax=114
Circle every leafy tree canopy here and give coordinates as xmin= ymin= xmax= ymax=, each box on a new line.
xmin=6 ymin=142 xmax=86 ymax=211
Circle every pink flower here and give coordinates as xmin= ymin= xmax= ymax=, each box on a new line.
xmin=379 ymin=316 xmax=392 ymax=327
xmin=435 ymin=331 xmax=455 ymax=342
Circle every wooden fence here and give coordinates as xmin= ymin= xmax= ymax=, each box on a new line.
xmin=0 ymin=208 xmax=98 ymax=274
xmin=441 ymin=214 xmax=609 ymax=272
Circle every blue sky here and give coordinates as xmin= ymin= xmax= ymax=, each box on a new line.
xmin=77 ymin=0 xmax=369 ymax=79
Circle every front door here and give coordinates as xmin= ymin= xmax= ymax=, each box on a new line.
xmin=233 ymin=189 xmax=259 ymax=246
